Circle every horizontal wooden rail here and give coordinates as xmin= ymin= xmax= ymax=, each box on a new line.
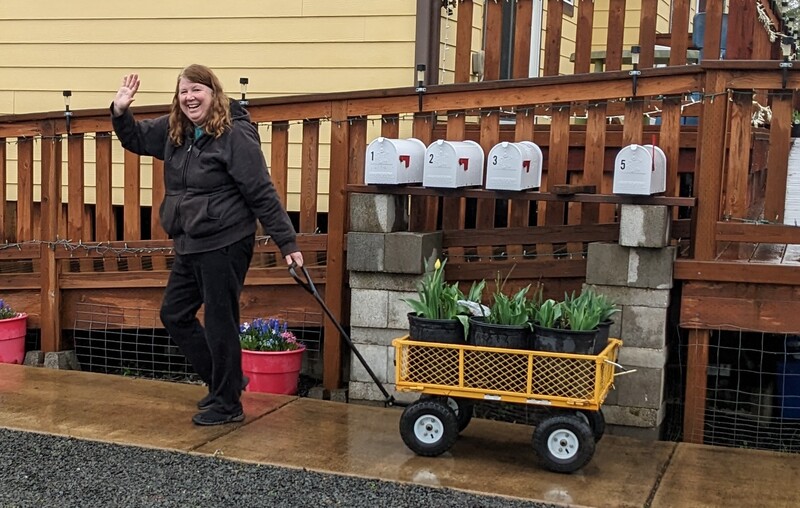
xmin=445 ymin=258 xmax=587 ymax=281
xmin=442 ymin=224 xmax=619 ymax=247
xmin=674 ymin=260 xmax=800 ymax=285
xmin=715 ymin=222 xmax=800 ymax=244
xmin=58 ymin=266 xmax=327 ymax=289
xmin=350 ymin=185 xmax=696 ymax=207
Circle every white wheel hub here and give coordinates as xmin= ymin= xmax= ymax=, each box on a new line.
xmin=547 ymin=428 xmax=579 ymax=460
xmin=414 ymin=414 xmax=444 ymax=444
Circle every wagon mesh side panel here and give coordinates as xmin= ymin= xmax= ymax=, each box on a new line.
xmin=463 ymin=349 xmax=528 ymax=392
xmin=399 ymin=344 xmax=460 ymax=386
xmin=395 ymin=338 xmax=621 ymax=406
xmin=532 ymin=356 xmax=596 ymax=400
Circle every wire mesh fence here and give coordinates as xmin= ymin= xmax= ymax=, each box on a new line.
xmin=674 ymin=326 xmax=800 ymax=453
xmin=72 ymin=303 xmax=324 ymax=385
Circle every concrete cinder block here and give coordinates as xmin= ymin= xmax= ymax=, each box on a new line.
xmin=307 ymin=386 xmax=327 ymax=400
xmin=350 ymin=326 xmax=408 ymax=347
xmin=350 ymin=289 xmax=388 ymax=328
xmin=602 ymin=402 xmax=666 ymax=428
xmin=583 ymin=284 xmax=670 ymax=309
xmin=603 ymin=367 xmax=664 ymax=409
xmin=620 ymin=306 xmax=668 ymax=349
xmin=586 ymin=243 xmax=630 ymax=286
xmin=44 ymin=350 xmax=81 ymax=370
xmin=626 ymin=247 xmax=676 ymax=289
xmin=384 ymin=232 xmax=442 ymax=274
xmin=618 ymin=346 xmax=668 ymax=369
xmin=619 ymin=205 xmax=671 ymax=248
xmin=388 ymin=291 xmax=418 ymax=329
xmin=346 ymin=233 xmax=386 ymax=272
xmin=330 ymin=388 xmax=349 ymax=403
xmin=348 ymin=380 xmax=419 ymax=405
xmin=349 ymin=193 xmax=409 ymax=233
xmin=23 ymin=350 xmax=44 ymax=367
xmin=349 ymin=272 xmax=424 ymax=292
xmin=349 ymin=344 xmax=390 ymax=384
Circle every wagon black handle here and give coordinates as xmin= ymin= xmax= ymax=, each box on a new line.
xmin=289 ymin=262 xmax=318 ymax=297
xmin=287 ymin=261 xmax=404 ymax=408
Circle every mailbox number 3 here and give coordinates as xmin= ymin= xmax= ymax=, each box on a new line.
xmin=619 ymin=159 xmax=626 ymax=170
xmin=492 ymin=155 xmax=498 ymax=165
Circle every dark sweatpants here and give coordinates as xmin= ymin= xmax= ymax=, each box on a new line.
xmin=160 ymin=234 xmax=255 ymax=415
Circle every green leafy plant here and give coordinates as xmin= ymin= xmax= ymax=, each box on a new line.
xmin=404 ymin=258 xmax=484 ymax=319
xmin=530 ymin=288 xmax=618 ymax=331
xmin=0 ymin=299 xmax=18 ymax=320
xmin=531 ymin=298 xmax=563 ymax=329
xmin=477 ymin=270 xmax=533 ymax=326
xmin=484 ymin=285 xmax=531 ymax=326
xmin=560 ymin=288 xmax=619 ymax=331
xmin=239 ymin=318 xmax=303 ymax=352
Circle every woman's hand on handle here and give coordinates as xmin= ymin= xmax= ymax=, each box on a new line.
xmin=112 ymin=74 xmax=140 ymax=117
xmin=285 ymin=251 xmax=304 ymax=268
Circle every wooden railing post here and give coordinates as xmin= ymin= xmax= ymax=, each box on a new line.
xmin=764 ymin=92 xmax=793 ymax=223
xmin=323 ymin=102 xmax=349 ymax=392
xmin=683 ymin=69 xmax=728 ymax=444
xmin=40 ymin=121 xmax=62 ymax=352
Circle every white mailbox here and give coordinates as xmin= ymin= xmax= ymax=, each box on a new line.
xmin=364 ymin=137 xmax=426 ymax=185
xmin=612 ymin=144 xmax=667 ymax=195
xmin=485 ymin=141 xmax=543 ymax=191
xmin=423 ymin=140 xmax=485 ymax=188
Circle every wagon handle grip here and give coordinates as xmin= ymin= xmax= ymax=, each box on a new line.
xmin=289 ymin=262 xmax=317 ymax=297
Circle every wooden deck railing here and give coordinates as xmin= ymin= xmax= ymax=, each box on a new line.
xmin=2 ymin=59 xmax=799 ymax=390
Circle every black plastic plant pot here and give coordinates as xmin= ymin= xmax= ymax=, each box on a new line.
xmin=467 ymin=317 xmax=532 ymax=350
xmin=532 ymin=324 xmax=599 ymax=355
xmin=407 ymin=313 xmax=465 ymax=344
xmin=594 ymin=320 xmax=614 ymax=354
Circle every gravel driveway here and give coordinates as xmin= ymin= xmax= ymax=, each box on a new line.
xmin=0 ymin=428 xmax=559 ymax=508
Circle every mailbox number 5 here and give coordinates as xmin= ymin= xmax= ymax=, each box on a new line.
xmin=619 ymin=159 xmax=626 ymax=170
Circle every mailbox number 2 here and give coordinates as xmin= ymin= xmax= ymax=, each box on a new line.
xmin=619 ymin=159 xmax=626 ymax=170
xmin=429 ymin=154 xmax=435 ymax=163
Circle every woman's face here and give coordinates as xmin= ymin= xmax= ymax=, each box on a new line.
xmin=178 ymin=78 xmax=213 ymax=125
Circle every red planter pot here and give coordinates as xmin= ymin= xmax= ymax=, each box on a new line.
xmin=241 ymin=346 xmax=305 ymax=395
xmin=0 ymin=313 xmax=27 ymax=364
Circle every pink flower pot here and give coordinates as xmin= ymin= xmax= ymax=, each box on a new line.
xmin=0 ymin=313 xmax=27 ymax=365
xmin=241 ymin=346 xmax=305 ymax=395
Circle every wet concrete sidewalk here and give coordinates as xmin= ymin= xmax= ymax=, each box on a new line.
xmin=0 ymin=363 xmax=798 ymax=507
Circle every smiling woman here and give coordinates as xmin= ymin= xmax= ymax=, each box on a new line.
xmin=110 ymin=64 xmax=303 ymax=426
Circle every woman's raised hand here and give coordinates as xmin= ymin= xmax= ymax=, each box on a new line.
xmin=112 ymin=74 xmax=140 ymax=116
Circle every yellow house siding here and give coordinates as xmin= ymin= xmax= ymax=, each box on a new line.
xmin=1 ymin=1 xmax=420 ymax=212
xmin=591 ymin=0 xmax=698 ymax=56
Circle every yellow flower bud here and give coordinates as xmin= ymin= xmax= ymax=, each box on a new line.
xmin=434 ymin=259 xmax=441 ymax=270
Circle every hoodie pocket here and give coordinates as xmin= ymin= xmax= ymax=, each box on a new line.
xmin=158 ymin=194 xmax=182 ymax=236
xmin=180 ymin=195 xmax=223 ymax=238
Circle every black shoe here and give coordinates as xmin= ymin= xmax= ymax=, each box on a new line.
xmin=197 ymin=376 xmax=250 ymax=411
xmin=192 ymin=409 xmax=245 ymax=426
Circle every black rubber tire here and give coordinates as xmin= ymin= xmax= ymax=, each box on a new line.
xmin=399 ymin=399 xmax=460 ymax=457
xmin=577 ymin=408 xmax=606 ymax=443
xmin=532 ymin=414 xmax=596 ymax=473
xmin=420 ymin=395 xmax=474 ymax=433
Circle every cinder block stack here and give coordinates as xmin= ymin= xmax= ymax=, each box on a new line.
xmin=585 ymin=204 xmax=675 ymax=439
xmin=346 ymin=193 xmax=441 ymax=402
